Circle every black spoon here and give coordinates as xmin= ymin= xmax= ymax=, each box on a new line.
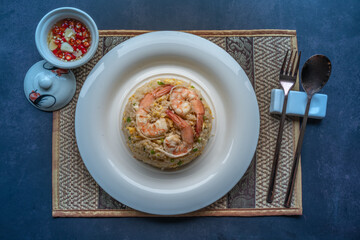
xmin=284 ymin=55 xmax=332 ymax=208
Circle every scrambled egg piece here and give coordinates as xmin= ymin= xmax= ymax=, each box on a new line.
xmin=164 ymin=78 xmax=175 ymax=85
xmin=127 ymin=127 xmax=136 ymax=135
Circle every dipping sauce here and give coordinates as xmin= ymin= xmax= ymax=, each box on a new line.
xmin=48 ymin=18 xmax=91 ymax=61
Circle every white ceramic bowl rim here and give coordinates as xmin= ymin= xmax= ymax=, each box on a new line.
xmin=35 ymin=7 xmax=99 ymax=69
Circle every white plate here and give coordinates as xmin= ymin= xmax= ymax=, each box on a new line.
xmin=75 ymin=31 xmax=259 ymax=215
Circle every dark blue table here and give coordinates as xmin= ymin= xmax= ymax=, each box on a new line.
xmin=1 ymin=0 xmax=359 ymax=239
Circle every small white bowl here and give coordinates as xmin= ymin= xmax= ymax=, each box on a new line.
xmin=35 ymin=7 xmax=99 ymax=69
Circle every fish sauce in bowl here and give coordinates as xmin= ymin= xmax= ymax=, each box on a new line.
xmin=47 ymin=18 xmax=91 ymax=62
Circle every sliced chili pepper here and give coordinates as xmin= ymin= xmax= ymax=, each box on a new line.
xmin=61 ymin=23 xmax=69 ymax=28
xmin=83 ymin=41 xmax=90 ymax=47
xmin=68 ymin=38 xmax=75 ymax=45
xmin=57 ymin=52 xmax=64 ymax=58
xmin=76 ymin=22 xmax=82 ymax=29
xmin=76 ymin=33 xmax=84 ymax=40
xmin=75 ymin=39 xmax=82 ymax=45
xmin=80 ymin=48 xmax=87 ymax=54
xmin=52 ymin=26 xmax=60 ymax=34
xmin=65 ymin=54 xmax=72 ymax=61
xmin=59 ymin=27 xmax=66 ymax=32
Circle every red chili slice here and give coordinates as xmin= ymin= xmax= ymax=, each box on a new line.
xmin=52 ymin=26 xmax=60 ymax=34
xmin=65 ymin=54 xmax=72 ymax=61
xmin=76 ymin=33 xmax=84 ymax=40
xmin=57 ymin=52 xmax=64 ymax=58
xmin=68 ymin=38 xmax=75 ymax=45
xmin=80 ymin=48 xmax=87 ymax=54
xmin=83 ymin=41 xmax=90 ymax=47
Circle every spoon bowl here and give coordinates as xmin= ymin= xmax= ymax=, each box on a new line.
xmin=301 ymin=55 xmax=332 ymax=96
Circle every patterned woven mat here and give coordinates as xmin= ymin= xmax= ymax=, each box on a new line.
xmin=52 ymin=30 xmax=302 ymax=217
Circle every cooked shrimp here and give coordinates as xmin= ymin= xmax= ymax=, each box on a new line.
xmin=156 ymin=110 xmax=194 ymax=158
xmin=136 ymin=85 xmax=173 ymax=139
xmin=170 ymin=86 xmax=205 ymax=137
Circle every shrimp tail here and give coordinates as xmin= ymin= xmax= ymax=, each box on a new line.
xmin=153 ymin=85 xmax=174 ymax=98
xmin=191 ymin=97 xmax=205 ymax=137
xmin=165 ymin=110 xmax=186 ymax=128
xmin=195 ymin=114 xmax=204 ymax=138
xmin=166 ymin=110 xmax=194 ymax=145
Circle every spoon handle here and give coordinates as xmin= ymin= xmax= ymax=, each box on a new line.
xmin=267 ymin=93 xmax=290 ymax=203
xmin=284 ymin=95 xmax=312 ymax=208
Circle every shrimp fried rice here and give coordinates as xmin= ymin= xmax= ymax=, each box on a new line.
xmin=122 ymin=78 xmax=213 ymax=169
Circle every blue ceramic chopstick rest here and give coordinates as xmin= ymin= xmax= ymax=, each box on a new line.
xmin=270 ymin=89 xmax=328 ymax=119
